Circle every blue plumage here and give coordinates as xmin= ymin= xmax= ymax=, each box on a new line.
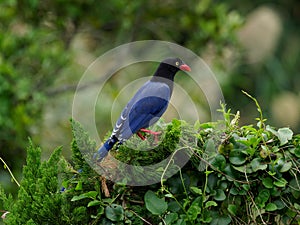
xmin=94 ymin=58 xmax=191 ymax=161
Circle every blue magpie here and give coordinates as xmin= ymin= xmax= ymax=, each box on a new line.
xmin=94 ymin=58 xmax=191 ymax=161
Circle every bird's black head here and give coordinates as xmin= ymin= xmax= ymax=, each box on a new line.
xmin=152 ymin=57 xmax=191 ymax=81
xmin=161 ymin=58 xmax=191 ymax=72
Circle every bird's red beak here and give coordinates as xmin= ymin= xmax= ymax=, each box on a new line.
xmin=179 ymin=64 xmax=191 ymax=72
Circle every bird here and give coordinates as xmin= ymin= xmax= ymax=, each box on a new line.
xmin=94 ymin=57 xmax=191 ymax=161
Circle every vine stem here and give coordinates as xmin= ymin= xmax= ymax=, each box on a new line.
xmin=0 ymin=157 xmax=20 ymax=187
xmin=160 ymin=146 xmax=186 ymax=188
xmin=241 ymin=90 xmax=265 ymax=129
xmin=244 ymin=169 xmax=266 ymax=225
xmin=129 ymin=210 xmax=153 ymax=225
xmin=160 ymin=146 xmax=190 ymax=216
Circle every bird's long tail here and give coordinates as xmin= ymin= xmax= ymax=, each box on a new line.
xmin=93 ymin=135 xmax=118 ymax=161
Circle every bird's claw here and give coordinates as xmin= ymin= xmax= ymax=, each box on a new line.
xmin=137 ymin=128 xmax=162 ymax=143
xmin=140 ymin=128 xmax=161 ymax=135
xmin=137 ymin=131 xmax=146 ymax=140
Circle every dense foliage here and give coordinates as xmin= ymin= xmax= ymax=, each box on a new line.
xmin=0 ymin=0 xmax=69 ymax=169
xmin=1 ymin=102 xmax=299 ymax=224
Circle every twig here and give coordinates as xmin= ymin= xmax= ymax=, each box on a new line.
xmin=129 ymin=210 xmax=153 ymax=225
xmin=0 ymin=157 xmax=20 ymax=187
xmin=241 ymin=90 xmax=265 ymax=129
xmin=45 ymin=66 xmax=116 ymax=96
xmin=127 ymin=199 xmax=144 ymax=204
xmin=160 ymin=147 xmax=186 ymax=188
xmin=244 ymin=170 xmax=266 ymax=225
xmin=1 ymin=211 xmax=10 ymax=219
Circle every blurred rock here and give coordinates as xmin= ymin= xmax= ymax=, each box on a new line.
xmin=10 ymin=21 xmax=29 ymax=37
xmin=271 ymin=92 xmax=300 ymax=130
xmin=71 ymin=33 xmax=97 ymax=67
xmin=238 ymin=6 xmax=282 ymax=64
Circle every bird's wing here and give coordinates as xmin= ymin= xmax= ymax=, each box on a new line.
xmin=129 ymin=95 xmax=168 ymax=129
xmin=112 ymin=81 xmax=170 ymax=141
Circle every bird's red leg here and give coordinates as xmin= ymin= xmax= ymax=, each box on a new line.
xmin=136 ymin=131 xmax=146 ymax=140
xmin=139 ymin=128 xmax=161 ymax=143
xmin=140 ymin=128 xmax=161 ymax=135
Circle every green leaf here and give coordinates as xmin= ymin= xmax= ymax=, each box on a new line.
xmin=228 ymin=204 xmax=237 ymax=215
xmin=201 ymin=209 xmax=213 ymax=223
xmin=164 ymin=212 xmax=178 ymax=225
xmin=187 ymin=205 xmax=201 ymax=220
xmin=87 ymin=200 xmax=101 ymax=207
xmin=144 ymin=190 xmax=168 ymax=215
xmin=262 ymin=177 xmax=273 ymax=188
xmin=71 ymin=195 xmax=87 ymax=202
xmin=165 ymin=193 xmax=174 ymax=198
xmin=194 ymin=120 xmax=202 ymax=130
xmin=214 ymin=189 xmax=226 ymax=201
xmin=255 ymin=189 xmax=270 ymax=207
xmin=175 ymin=218 xmax=186 ymax=225
xmin=274 ymin=200 xmax=285 ymax=210
xmin=266 ymin=125 xmax=278 ymax=136
xmin=232 ymin=164 xmax=253 ymax=173
xmin=242 ymin=184 xmax=250 ymax=191
xmin=289 ymin=178 xmax=300 ymax=199
xmin=279 ymin=161 xmax=292 ymax=173
xmin=102 ymin=198 xmax=113 ymax=204
xmin=229 ymin=150 xmax=247 ymax=165
xmin=273 ymin=177 xmax=287 ymax=188
xmin=268 ymin=171 xmax=276 ymax=176
xmin=83 ymin=191 xmax=98 ymax=199
xmin=210 ymin=215 xmax=231 ymax=225
xmin=205 ymin=139 xmax=218 ymax=159
xmin=190 ymin=186 xmax=202 ymax=195
xmin=71 ymin=191 xmax=98 ymax=202
xmin=277 ymin=128 xmax=293 ymax=146
xmin=168 ymin=201 xmax=181 ymax=212
xmin=251 ymin=158 xmax=267 ymax=172
xmin=205 ymin=201 xmax=218 ymax=208
xmin=105 ymin=204 xmax=124 ymax=222
xmin=211 ymin=154 xmax=226 ymax=170
xmin=186 ymin=197 xmax=202 ymax=220
xmin=230 ymin=187 xmax=239 ymax=195
xmin=197 ymin=122 xmax=215 ymax=129
xmin=294 ymin=203 xmax=300 ymax=210
xmin=294 ymin=148 xmax=300 ymax=158
xmin=75 ymin=181 xmax=83 ymax=191
xmin=223 ymin=165 xmax=239 ymax=181
xmin=266 ymin=203 xmax=277 ymax=211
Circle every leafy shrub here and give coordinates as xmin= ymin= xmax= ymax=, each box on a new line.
xmin=0 ymin=2 xmax=68 ymax=171
xmin=1 ymin=101 xmax=299 ymax=224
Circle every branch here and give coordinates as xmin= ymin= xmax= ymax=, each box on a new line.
xmin=45 ymin=67 xmax=116 ymax=97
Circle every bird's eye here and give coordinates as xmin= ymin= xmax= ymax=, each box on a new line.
xmin=175 ymin=61 xmax=179 ymax=66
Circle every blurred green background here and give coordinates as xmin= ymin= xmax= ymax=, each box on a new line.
xmin=0 ymin=0 xmax=299 ymax=195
